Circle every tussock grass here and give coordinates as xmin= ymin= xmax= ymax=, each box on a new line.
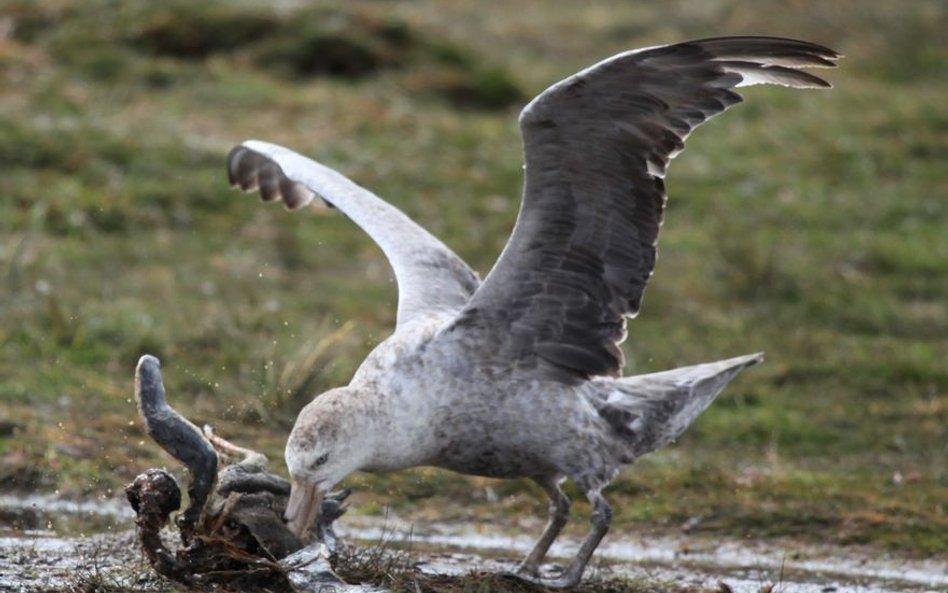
xmin=1 ymin=0 xmax=945 ymax=579
xmin=5 ymin=0 xmax=523 ymax=109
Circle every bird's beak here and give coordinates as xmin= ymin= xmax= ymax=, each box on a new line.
xmin=285 ymin=478 xmax=323 ymax=540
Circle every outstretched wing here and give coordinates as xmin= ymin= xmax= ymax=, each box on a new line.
xmin=228 ymin=141 xmax=480 ymax=327
xmin=453 ymin=37 xmax=838 ymax=382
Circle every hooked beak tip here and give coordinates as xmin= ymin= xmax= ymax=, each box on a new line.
xmin=285 ymin=478 xmax=323 ymax=540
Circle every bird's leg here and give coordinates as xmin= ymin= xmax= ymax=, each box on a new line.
xmin=514 ymin=488 xmax=611 ymax=589
xmin=555 ymin=489 xmax=611 ymax=588
xmin=517 ymin=476 xmax=570 ymax=577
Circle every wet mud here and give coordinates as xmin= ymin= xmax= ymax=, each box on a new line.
xmin=1 ymin=494 xmax=944 ymax=593
xmin=339 ymin=515 xmax=947 ymax=593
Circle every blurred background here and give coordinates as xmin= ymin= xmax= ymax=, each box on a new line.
xmin=0 ymin=0 xmax=944 ymax=558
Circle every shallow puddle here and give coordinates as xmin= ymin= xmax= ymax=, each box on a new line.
xmin=0 ymin=494 xmax=944 ymax=593
xmin=0 ymin=492 xmax=133 ymax=537
xmin=337 ymin=516 xmax=947 ymax=593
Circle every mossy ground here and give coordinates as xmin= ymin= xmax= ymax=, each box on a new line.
xmin=1 ymin=1 xmax=945 ymax=591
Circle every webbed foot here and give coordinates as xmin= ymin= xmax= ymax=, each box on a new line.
xmin=315 ymin=488 xmax=351 ymax=555
xmin=505 ymin=567 xmax=581 ymax=589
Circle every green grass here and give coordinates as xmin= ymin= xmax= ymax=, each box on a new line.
xmin=1 ymin=0 xmax=945 ymax=585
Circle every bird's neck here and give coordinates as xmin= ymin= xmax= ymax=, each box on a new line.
xmin=348 ymin=382 xmax=437 ymax=474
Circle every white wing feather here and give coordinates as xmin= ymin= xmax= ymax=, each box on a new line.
xmin=228 ymin=140 xmax=480 ymax=327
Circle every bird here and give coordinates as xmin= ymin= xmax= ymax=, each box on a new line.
xmin=226 ymin=36 xmax=838 ymax=588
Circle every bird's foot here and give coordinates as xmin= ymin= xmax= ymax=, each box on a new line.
xmin=315 ymin=488 xmax=351 ymax=556
xmin=513 ymin=562 xmax=539 ymax=579
xmin=319 ymin=488 xmax=352 ymax=523
xmin=506 ymin=564 xmax=580 ymax=589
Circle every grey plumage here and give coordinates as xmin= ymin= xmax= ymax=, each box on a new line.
xmin=459 ymin=37 xmax=837 ymax=382
xmin=227 ymin=36 xmax=838 ymax=587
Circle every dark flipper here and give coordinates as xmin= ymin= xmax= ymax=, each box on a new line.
xmin=134 ymin=355 xmax=218 ymax=543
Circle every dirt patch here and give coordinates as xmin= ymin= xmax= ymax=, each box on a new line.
xmin=0 ymin=531 xmax=160 ymax=593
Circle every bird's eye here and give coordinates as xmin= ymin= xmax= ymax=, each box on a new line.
xmin=315 ymin=453 xmax=329 ymax=466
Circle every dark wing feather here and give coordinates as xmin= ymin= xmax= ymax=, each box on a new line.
xmin=453 ymin=37 xmax=838 ymax=382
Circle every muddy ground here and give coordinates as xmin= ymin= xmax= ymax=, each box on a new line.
xmin=0 ymin=493 xmax=944 ymax=593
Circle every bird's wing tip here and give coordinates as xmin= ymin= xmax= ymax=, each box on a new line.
xmin=225 ymin=142 xmax=325 ymax=210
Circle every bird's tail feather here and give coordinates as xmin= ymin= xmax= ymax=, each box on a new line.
xmin=596 ymin=353 xmax=763 ymax=458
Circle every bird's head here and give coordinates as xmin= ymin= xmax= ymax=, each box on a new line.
xmin=284 ymin=387 xmax=368 ymax=539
